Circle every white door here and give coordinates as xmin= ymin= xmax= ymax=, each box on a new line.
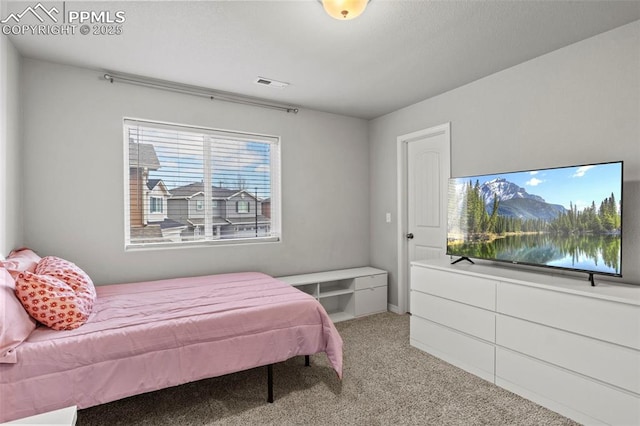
xmin=398 ymin=123 xmax=450 ymax=313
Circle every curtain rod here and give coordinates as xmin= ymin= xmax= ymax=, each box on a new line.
xmin=103 ymin=72 xmax=299 ymax=114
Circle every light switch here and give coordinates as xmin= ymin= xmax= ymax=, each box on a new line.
xmin=385 ymin=213 xmax=391 ymax=223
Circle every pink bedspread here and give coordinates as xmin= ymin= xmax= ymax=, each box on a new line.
xmin=0 ymin=272 xmax=343 ymax=422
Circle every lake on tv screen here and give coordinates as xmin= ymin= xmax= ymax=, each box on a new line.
xmin=447 ymin=162 xmax=622 ymax=275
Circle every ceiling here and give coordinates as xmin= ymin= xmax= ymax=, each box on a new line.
xmin=5 ymin=0 xmax=640 ymax=119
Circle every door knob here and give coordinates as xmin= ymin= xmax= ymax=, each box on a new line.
xmin=406 ymin=233 xmax=414 ymax=240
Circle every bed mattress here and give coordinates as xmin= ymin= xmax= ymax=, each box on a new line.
xmin=0 ymin=272 xmax=343 ymax=422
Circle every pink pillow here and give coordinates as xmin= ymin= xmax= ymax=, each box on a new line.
xmin=0 ymin=248 xmax=41 ymax=279
xmin=0 ymin=268 xmax=37 ymax=363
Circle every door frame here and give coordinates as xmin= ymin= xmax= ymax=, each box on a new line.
xmin=396 ymin=122 xmax=451 ymax=314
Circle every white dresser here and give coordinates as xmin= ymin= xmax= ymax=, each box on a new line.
xmin=410 ymin=259 xmax=640 ymax=425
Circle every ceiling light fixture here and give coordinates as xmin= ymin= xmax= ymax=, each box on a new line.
xmin=321 ymin=0 xmax=369 ymax=20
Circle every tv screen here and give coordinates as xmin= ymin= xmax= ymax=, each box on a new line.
xmin=447 ymin=161 xmax=623 ymax=280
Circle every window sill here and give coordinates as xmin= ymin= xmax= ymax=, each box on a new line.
xmin=125 ymin=236 xmax=281 ymax=251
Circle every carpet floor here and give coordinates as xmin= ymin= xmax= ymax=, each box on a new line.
xmin=77 ymin=312 xmax=578 ymax=425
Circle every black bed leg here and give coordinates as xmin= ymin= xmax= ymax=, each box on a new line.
xmin=305 ymin=355 xmax=310 ymax=367
xmin=267 ymin=364 xmax=274 ymax=403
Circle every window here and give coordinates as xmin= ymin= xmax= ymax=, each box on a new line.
xmin=236 ymin=200 xmax=250 ymax=214
xmin=150 ymin=197 xmax=163 ymax=214
xmin=125 ymin=119 xmax=281 ymax=249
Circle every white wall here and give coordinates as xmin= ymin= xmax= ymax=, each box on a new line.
xmin=0 ymin=34 xmax=23 ymax=257
xmin=370 ymin=21 xmax=640 ymax=306
xmin=20 ymin=60 xmax=370 ymax=285
xmin=11 ymin=21 xmax=640 ymax=294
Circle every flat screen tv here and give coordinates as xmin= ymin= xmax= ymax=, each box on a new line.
xmin=447 ymin=161 xmax=623 ymax=285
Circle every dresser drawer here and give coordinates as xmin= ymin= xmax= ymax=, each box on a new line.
xmin=354 ymin=273 xmax=386 ymax=290
xmin=411 ymin=315 xmax=495 ymax=382
xmin=497 ymin=314 xmax=640 ymax=394
xmin=411 ymin=265 xmax=496 ymax=310
xmin=496 ymin=348 xmax=640 ymax=426
xmin=412 ymin=292 xmax=495 ymax=342
xmin=497 ymin=282 xmax=640 ymax=350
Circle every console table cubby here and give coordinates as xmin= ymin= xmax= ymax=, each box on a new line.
xmin=410 ymin=258 xmax=640 ymax=426
xmin=278 ymin=267 xmax=387 ymax=323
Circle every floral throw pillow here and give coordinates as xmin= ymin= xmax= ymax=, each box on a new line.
xmin=14 ymin=257 xmax=96 ymax=331
xmin=35 ymin=256 xmax=97 ymax=305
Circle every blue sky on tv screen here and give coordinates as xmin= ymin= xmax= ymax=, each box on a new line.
xmin=463 ymin=162 xmax=622 ymax=211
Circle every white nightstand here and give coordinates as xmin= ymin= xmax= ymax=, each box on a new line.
xmin=3 ymin=406 xmax=77 ymax=425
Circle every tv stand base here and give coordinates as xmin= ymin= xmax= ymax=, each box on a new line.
xmin=451 ymin=256 xmax=474 ymax=265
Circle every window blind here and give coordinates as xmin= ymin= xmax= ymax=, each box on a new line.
xmin=124 ymin=119 xmax=280 ymax=249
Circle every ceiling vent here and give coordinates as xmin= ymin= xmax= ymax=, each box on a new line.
xmin=255 ymin=77 xmax=289 ymax=89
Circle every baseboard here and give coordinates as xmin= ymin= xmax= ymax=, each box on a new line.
xmin=387 ymin=303 xmax=400 ymax=314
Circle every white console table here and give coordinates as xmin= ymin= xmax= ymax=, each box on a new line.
xmin=278 ymin=267 xmax=387 ymax=323
xmin=410 ymin=258 xmax=640 ymax=426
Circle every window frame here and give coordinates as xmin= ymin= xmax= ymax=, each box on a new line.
xmin=123 ymin=118 xmax=281 ymax=250
xmin=149 ymin=196 xmax=164 ymax=214
xmin=236 ymin=200 xmax=250 ymax=214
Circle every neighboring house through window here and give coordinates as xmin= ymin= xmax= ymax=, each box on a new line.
xmin=125 ymin=119 xmax=281 ymax=249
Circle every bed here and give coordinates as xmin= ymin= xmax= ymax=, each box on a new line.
xmin=0 ymin=262 xmax=343 ymax=423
